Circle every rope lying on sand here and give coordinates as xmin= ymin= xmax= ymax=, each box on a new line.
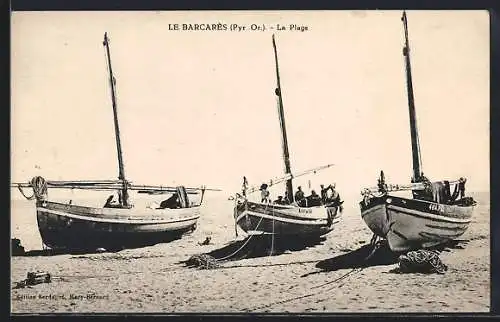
xmin=250 ymin=239 xmax=450 ymax=310
xmin=252 ymin=267 xmax=365 ymax=311
xmin=186 ymin=201 xmax=272 ymax=269
xmin=185 ymin=254 xmax=221 ymax=269
xmin=395 ymin=249 xmax=448 ymax=274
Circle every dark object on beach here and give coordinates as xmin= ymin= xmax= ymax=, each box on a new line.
xmin=27 ymin=271 xmax=52 ymax=284
xmin=199 ymin=237 xmax=212 ymax=246
xmin=12 ymin=238 xmax=25 ymax=256
xmin=14 ymin=271 xmax=51 ymax=289
xmin=185 ymin=254 xmax=220 ymax=269
xmin=394 ymin=249 xmax=448 ymax=274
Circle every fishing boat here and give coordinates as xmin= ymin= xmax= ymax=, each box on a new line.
xmin=11 ymin=33 xmax=219 ymax=252
xmin=359 ymin=12 xmax=477 ymax=253
xmin=233 ymin=35 xmax=343 ymax=239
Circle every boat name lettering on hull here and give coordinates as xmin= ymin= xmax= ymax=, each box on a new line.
xmin=428 ymin=203 xmax=445 ymax=213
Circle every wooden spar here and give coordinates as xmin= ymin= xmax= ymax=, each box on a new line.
xmin=272 ymin=34 xmax=294 ymax=202
xmin=363 ymin=180 xmax=461 ymax=194
xmin=10 ymin=180 xmax=220 ymax=194
xmin=132 ymin=185 xmax=220 ymax=193
xmin=103 ymin=32 xmax=130 ymax=207
xmin=242 ymin=164 xmax=334 ymax=196
xmin=401 ymin=11 xmax=423 ymax=182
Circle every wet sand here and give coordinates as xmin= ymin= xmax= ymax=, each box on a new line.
xmin=11 ymin=191 xmax=489 ymax=313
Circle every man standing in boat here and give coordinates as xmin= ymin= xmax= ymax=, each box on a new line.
xmin=320 ymin=184 xmax=329 ymax=203
xmin=260 ymin=184 xmax=270 ymax=203
xmin=321 ymin=183 xmax=343 ymax=212
xmin=294 ymin=186 xmax=306 ymax=207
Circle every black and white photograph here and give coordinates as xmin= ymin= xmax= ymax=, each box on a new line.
xmin=10 ymin=10 xmax=489 ymax=313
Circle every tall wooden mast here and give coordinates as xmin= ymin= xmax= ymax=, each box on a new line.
xmin=103 ymin=32 xmax=129 ymax=207
xmin=272 ymin=34 xmax=294 ymax=202
xmin=401 ymin=11 xmax=423 ymax=182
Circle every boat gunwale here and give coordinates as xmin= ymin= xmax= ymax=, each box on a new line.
xmin=37 ymin=200 xmax=201 ymax=224
xmin=360 ymin=194 xmax=474 ymax=222
xmin=234 ymin=209 xmax=338 ymax=226
xmin=37 ymin=207 xmax=200 ymax=225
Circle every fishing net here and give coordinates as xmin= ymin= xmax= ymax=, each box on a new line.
xmin=397 ymin=249 xmax=447 ymax=274
xmin=185 ymin=254 xmax=220 ymax=269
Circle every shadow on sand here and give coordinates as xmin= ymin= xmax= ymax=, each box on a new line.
xmin=310 ymin=238 xmax=469 ymax=276
xmin=15 ymin=248 xmax=122 ymax=257
xmin=313 ymin=240 xmax=398 ymax=274
xmin=11 ymin=236 xmax=186 ymax=257
xmin=202 ymin=234 xmax=327 ymax=262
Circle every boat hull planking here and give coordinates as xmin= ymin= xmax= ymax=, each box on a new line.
xmin=234 ymin=200 xmax=340 ymax=237
xmin=360 ymin=195 xmax=474 ymax=252
xmin=36 ymin=201 xmax=200 ymax=251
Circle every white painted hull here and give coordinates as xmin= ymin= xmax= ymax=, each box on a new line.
xmin=360 ymin=195 xmax=474 ymax=252
xmin=234 ymin=200 xmax=341 ymax=237
xmin=36 ymin=201 xmax=200 ymax=251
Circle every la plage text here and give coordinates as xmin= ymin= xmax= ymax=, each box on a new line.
xmin=168 ymin=23 xmax=309 ymax=32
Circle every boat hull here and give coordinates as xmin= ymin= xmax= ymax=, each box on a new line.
xmin=36 ymin=201 xmax=200 ymax=251
xmin=360 ymin=195 xmax=474 ymax=252
xmin=234 ymin=200 xmax=340 ymax=238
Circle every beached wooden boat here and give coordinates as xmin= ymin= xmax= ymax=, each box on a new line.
xmin=359 ymin=12 xmax=476 ymax=253
xmin=12 ymin=33 xmax=219 ymax=252
xmin=233 ymin=35 xmax=342 ymax=238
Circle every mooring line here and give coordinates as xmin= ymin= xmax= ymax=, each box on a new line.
xmin=251 ymin=266 xmax=365 ymax=311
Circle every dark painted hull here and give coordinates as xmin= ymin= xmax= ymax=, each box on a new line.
xmin=36 ymin=201 xmax=200 ymax=251
xmin=359 ymin=194 xmax=474 ymax=252
xmin=234 ymin=200 xmax=340 ymax=237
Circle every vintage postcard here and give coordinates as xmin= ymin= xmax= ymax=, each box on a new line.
xmin=10 ymin=10 xmax=489 ymax=313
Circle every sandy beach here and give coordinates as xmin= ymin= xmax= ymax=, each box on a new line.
xmin=10 ymin=191 xmax=489 ymax=313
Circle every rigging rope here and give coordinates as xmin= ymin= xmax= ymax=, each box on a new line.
xmin=186 ymin=200 xmax=269 ymax=268
xmin=214 ymin=201 xmax=268 ymax=262
xmin=269 ymin=205 xmax=275 ymax=257
xmin=17 ymin=176 xmax=48 ymax=201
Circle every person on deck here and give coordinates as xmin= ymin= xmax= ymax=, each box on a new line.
xmin=158 ymin=192 xmax=180 ymax=209
xmin=260 ymin=184 xmax=270 ymax=203
xmin=329 ymin=184 xmax=344 ymax=212
xmin=295 ymin=186 xmax=306 ymax=207
xmin=320 ymin=184 xmax=329 ymax=203
xmin=274 ymin=196 xmax=285 ymax=205
xmin=307 ymin=190 xmax=322 ymax=207
xmin=284 ymin=191 xmax=292 ymax=204
xmin=104 ymin=195 xmax=117 ymax=208
xmin=319 ymin=183 xmax=343 ymax=208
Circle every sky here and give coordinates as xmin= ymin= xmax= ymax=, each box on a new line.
xmin=10 ymin=10 xmax=489 ymax=200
